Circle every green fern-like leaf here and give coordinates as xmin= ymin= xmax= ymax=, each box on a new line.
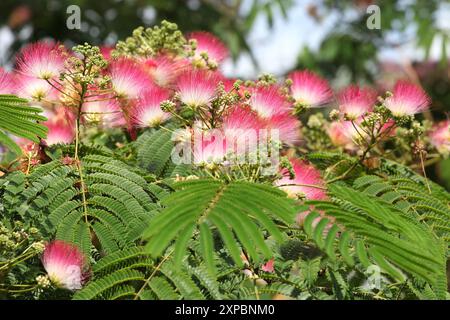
xmin=142 ymin=179 xmax=297 ymax=275
xmin=0 ymin=95 xmax=48 ymax=154
xmin=302 ymin=183 xmax=447 ymax=297
xmin=73 ymin=247 xmax=212 ymax=300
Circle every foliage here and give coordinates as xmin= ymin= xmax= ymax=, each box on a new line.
xmin=0 ymin=19 xmax=449 ymax=301
xmin=0 ymin=95 xmax=47 ymax=155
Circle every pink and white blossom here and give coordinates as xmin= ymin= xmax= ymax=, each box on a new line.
xmin=144 ymin=55 xmax=188 ymax=88
xmin=429 ymin=120 xmax=450 ymax=154
xmin=288 ymin=70 xmax=333 ymax=107
xmin=384 ymin=80 xmax=431 ymax=116
xmin=41 ymin=240 xmax=91 ymax=290
xmin=82 ymin=96 xmax=125 ymax=127
xmin=0 ymin=68 xmax=17 ymax=94
xmin=43 ymin=119 xmax=75 ymax=146
xmin=16 ymin=75 xmax=52 ymax=101
xmin=338 ymin=85 xmax=377 ymax=119
xmin=16 ymin=41 xmax=65 ymax=80
xmin=275 ymin=159 xmax=327 ymax=200
xmin=131 ymin=87 xmax=172 ymax=127
xmin=109 ymin=58 xmax=153 ymax=99
xmin=176 ymin=69 xmax=219 ymax=107
xmin=263 ymin=113 xmax=301 ymax=146
xmin=248 ymin=85 xmax=290 ymax=118
xmin=188 ymin=31 xmax=229 ymax=65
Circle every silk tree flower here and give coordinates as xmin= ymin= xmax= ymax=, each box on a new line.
xmin=429 ymin=120 xmax=450 ymax=154
xmin=192 ymin=128 xmax=228 ymax=165
xmin=109 ymin=58 xmax=154 ymax=99
xmin=43 ymin=119 xmax=75 ymax=146
xmin=288 ymin=70 xmax=333 ymax=107
xmin=16 ymin=75 xmax=52 ymax=101
xmin=328 ymin=121 xmax=357 ymax=150
xmin=222 ymin=106 xmax=263 ymax=157
xmin=16 ymin=41 xmax=66 ymax=80
xmin=188 ymin=31 xmax=229 ymax=65
xmin=384 ymin=80 xmax=431 ymax=116
xmin=176 ymin=69 xmax=220 ymax=108
xmin=0 ymin=68 xmax=17 ymax=94
xmin=263 ymin=113 xmax=301 ymax=146
xmin=82 ymin=96 xmax=125 ymax=127
xmin=99 ymin=45 xmax=114 ymax=61
xmin=338 ymin=85 xmax=377 ymax=119
xmin=144 ymin=55 xmax=188 ymax=88
xmin=248 ymin=85 xmax=290 ymax=118
xmin=131 ymin=87 xmax=172 ymax=128
xmin=41 ymin=240 xmax=91 ymax=290
xmin=275 ymin=158 xmax=327 ymax=200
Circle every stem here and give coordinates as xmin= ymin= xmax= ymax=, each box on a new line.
xmin=134 ymin=250 xmax=174 ymax=300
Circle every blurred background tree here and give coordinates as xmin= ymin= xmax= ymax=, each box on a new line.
xmin=0 ymin=0 xmax=292 ymax=67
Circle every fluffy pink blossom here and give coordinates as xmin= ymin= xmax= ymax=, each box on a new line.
xmin=263 ymin=113 xmax=301 ymax=146
xmin=131 ymin=87 xmax=171 ymax=127
xmin=43 ymin=119 xmax=75 ymax=146
xmin=99 ymin=46 xmax=114 ymax=61
xmin=328 ymin=121 xmax=356 ymax=149
xmin=16 ymin=41 xmax=65 ymax=80
xmin=15 ymin=75 xmax=52 ymax=101
xmin=144 ymin=55 xmax=188 ymax=88
xmin=192 ymin=127 xmax=228 ymax=165
xmin=338 ymin=85 xmax=377 ymax=119
xmin=41 ymin=240 xmax=91 ymax=290
xmin=82 ymin=96 xmax=125 ymax=127
xmin=222 ymin=106 xmax=263 ymax=156
xmin=0 ymin=68 xmax=17 ymax=94
xmin=176 ymin=69 xmax=219 ymax=107
xmin=109 ymin=58 xmax=153 ymax=98
xmin=384 ymin=80 xmax=431 ymax=116
xmin=429 ymin=120 xmax=450 ymax=154
xmin=275 ymin=159 xmax=327 ymax=200
xmin=188 ymin=31 xmax=229 ymax=65
xmin=288 ymin=70 xmax=333 ymax=107
xmin=248 ymin=85 xmax=290 ymax=118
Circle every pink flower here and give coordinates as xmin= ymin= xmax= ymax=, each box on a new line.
xmin=275 ymin=159 xmax=327 ymax=200
xmin=188 ymin=31 xmax=229 ymax=65
xmin=338 ymin=85 xmax=377 ymax=119
xmin=99 ymin=45 xmax=114 ymax=61
xmin=109 ymin=58 xmax=153 ymax=98
xmin=43 ymin=119 xmax=75 ymax=146
xmin=288 ymin=70 xmax=333 ymax=107
xmin=328 ymin=121 xmax=356 ymax=149
xmin=222 ymin=106 xmax=263 ymax=156
xmin=131 ymin=87 xmax=172 ymax=127
xmin=261 ymin=259 xmax=275 ymax=273
xmin=263 ymin=113 xmax=301 ymax=146
xmin=41 ymin=240 xmax=91 ymax=290
xmin=0 ymin=68 xmax=17 ymax=94
xmin=176 ymin=69 xmax=219 ymax=107
xmin=144 ymin=55 xmax=189 ymax=88
xmin=192 ymin=127 xmax=228 ymax=165
xmin=16 ymin=41 xmax=65 ymax=80
xmin=15 ymin=75 xmax=52 ymax=101
xmin=82 ymin=96 xmax=125 ymax=127
xmin=429 ymin=120 xmax=450 ymax=154
xmin=384 ymin=80 xmax=430 ymax=116
xmin=248 ymin=85 xmax=290 ymax=118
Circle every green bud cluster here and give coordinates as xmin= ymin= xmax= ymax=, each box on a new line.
xmin=114 ymin=20 xmax=188 ymax=57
